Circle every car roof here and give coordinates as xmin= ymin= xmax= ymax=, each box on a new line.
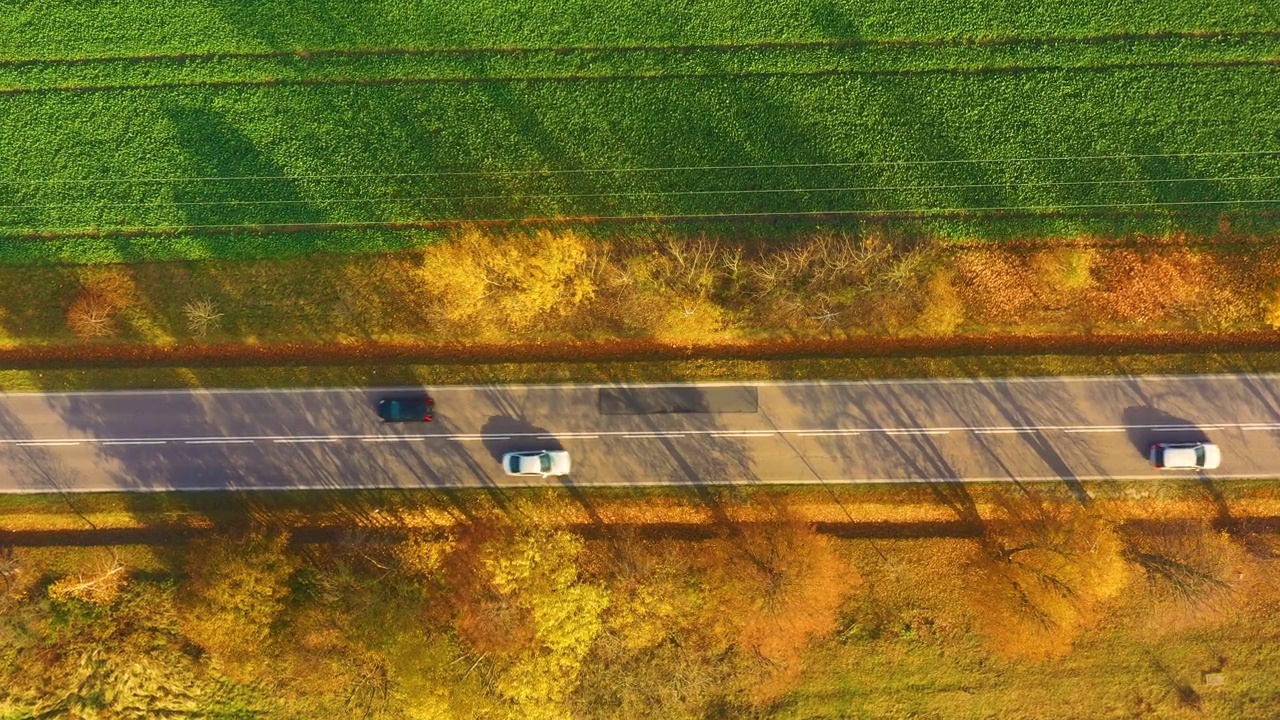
xmin=1162 ymin=447 xmax=1199 ymax=467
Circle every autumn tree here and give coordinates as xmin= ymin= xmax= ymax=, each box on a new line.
xmin=964 ymin=491 xmax=1128 ymax=659
xmin=717 ymin=515 xmax=858 ymax=703
xmin=481 ymin=530 xmax=610 ymax=720
xmin=179 ymin=531 xmax=297 ymax=676
xmin=1122 ymin=518 xmax=1249 ymax=629
xmin=570 ymin=532 xmax=747 ymax=720
xmin=421 ymin=227 xmax=596 ymax=336
xmin=1 ymin=582 xmax=241 ymax=718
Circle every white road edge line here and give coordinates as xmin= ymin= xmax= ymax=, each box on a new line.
xmin=20 ymin=471 xmax=1278 ymax=494
xmin=16 ymin=441 xmax=81 ymax=447
xmin=8 ymin=371 xmax=1280 ymax=397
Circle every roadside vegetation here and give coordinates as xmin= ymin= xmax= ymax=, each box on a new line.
xmin=1 ymin=482 xmax=1279 ymax=718
xmin=0 ymin=228 xmax=1277 ymax=352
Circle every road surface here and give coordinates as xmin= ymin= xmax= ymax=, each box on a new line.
xmin=0 ymin=374 xmax=1278 ymax=492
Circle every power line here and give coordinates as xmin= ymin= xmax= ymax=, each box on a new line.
xmin=1 ymin=174 xmax=1278 ymax=212
xmin=0 ymin=150 xmax=1277 ymax=186
xmin=6 ymin=196 xmax=1278 ymax=235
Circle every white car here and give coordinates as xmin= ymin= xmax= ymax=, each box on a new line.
xmin=1149 ymin=442 xmax=1221 ymax=470
xmin=502 ymin=450 xmax=571 ymax=477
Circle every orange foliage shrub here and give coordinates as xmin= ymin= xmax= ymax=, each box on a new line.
xmin=953 ymin=249 xmax=1040 ymax=323
xmin=1090 ymin=248 xmax=1205 ymax=325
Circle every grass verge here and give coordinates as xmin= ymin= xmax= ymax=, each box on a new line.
xmin=4 ymin=349 xmax=1280 ymax=392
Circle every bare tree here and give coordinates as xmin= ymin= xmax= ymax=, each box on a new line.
xmin=47 ymin=549 xmax=126 ymax=605
xmin=66 ymin=293 xmax=115 ymax=338
xmin=183 ymin=297 xmax=223 ymax=337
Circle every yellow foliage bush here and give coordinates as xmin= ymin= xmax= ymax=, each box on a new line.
xmin=419 ymin=228 xmax=494 ymax=328
xmin=914 ymin=268 xmax=965 ymax=336
xmin=394 ymin=531 xmax=456 ymax=578
xmin=1262 ymin=278 xmax=1280 ymax=329
xmin=1031 ymin=247 xmax=1096 ymax=293
xmin=649 ymin=293 xmax=732 ymax=344
xmin=421 ymin=227 xmax=596 ymax=334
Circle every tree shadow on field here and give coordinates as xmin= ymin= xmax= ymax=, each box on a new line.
xmin=1133 ymin=147 xmax=1230 ymax=239
xmin=808 ymin=0 xmax=861 ymax=40
xmin=1121 ymin=406 xmax=1210 ymax=462
xmin=163 ymin=102 xmax=322 ymax=228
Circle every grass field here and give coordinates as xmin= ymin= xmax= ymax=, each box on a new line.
xmin=1 ymin=2 xmax=1279 ymax=262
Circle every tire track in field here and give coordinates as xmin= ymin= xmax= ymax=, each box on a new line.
xmin=2 ymin=57 xmax=1279 ymax=96
xmin=4 ymin=29 xmax=1280 ymax=68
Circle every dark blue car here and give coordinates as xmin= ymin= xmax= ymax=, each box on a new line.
xmin=377 ymin=395 xmax=435 ymax=422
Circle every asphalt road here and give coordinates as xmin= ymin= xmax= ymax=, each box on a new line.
xmin=1 ymin=374 xmax=1279 ymax=493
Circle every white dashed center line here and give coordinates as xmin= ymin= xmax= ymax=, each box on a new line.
xmin=709 ymin=431 xmax=776 ymax=438
xmin=884 ymin=429 xmax=951 ymax=436
xmin=184 ymin=439 xmax=255 ymax=445
xmin=622 ymin=433 xmax=685 ymax=438
xmin=795 ymin=430 xmax=861 ymax=437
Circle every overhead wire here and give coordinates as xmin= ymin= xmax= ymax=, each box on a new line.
xmin=6 ymin=197 xmax=1280 ymax=236
xmin=0 ymin=149 xmax=1276 ymax=185
xmin=0 ymin=174 xmax=1278 ymax=212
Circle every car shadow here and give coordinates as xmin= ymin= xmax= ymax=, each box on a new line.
xmin=480 ymin=416 xmax=564 ymax=464
xmin=1122 ymin=406 xmax=1210 ymax=461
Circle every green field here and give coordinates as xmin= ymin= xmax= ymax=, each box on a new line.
xmin=1 ymin=1 xmax=1280 ymax=262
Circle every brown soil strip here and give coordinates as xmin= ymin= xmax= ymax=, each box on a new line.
xmin=5 ymin=30 xmax=1278 ymax=68
xmin=4 ymin=332 xmax=1280 ymax=370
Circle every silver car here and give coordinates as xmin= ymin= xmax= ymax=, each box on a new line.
xmin=1149 ymin=442 xmax=1221 ymax=470
xmin=502 ymin=450 xmax=571 ymax=477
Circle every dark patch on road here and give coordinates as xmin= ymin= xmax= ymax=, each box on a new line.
xmin=598 ymin=386 xmax=758 ymax=415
